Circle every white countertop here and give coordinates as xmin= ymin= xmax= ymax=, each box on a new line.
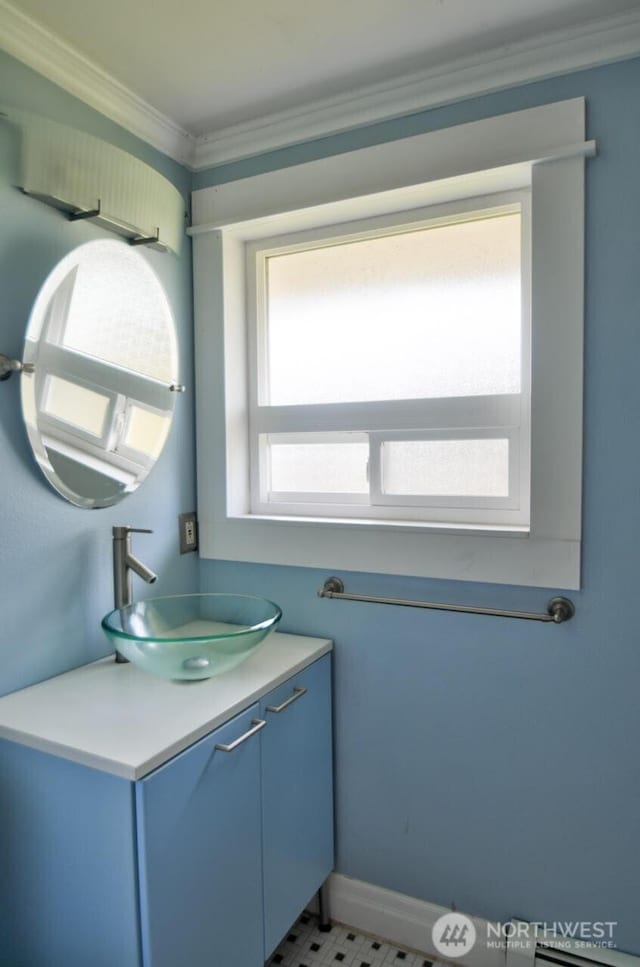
xmin=0 ymin=632 xmax=332 ymax=780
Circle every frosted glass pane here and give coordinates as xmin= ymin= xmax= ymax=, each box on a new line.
xmin=60 ymin=242 xmax=174 ymax=382
xmin=124 ymin=405 xmax=171 ymax=458
xmin=268 ymin=440 xmax=368 ymax=493
xmin=44 ymin=375 xmax=109 ymax=436
xmin=266 ymin=212 xmax=521 ymax=405
xmin=382 ymin=439 xmax=509 ymax=497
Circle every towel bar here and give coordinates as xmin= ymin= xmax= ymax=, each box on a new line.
xmin=317 ymin=577 xmax=575 ymax=623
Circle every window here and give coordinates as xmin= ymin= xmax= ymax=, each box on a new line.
xmin=191 ymin=98 xmax=589 ymax=588
xmin=248 ymin=196 xmax=530 ymax=529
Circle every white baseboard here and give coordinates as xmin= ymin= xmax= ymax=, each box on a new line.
xmin=311 ymin=875 xmax=640 ymax=967
xmin=312 ymin=873 xmax=504 ymax=967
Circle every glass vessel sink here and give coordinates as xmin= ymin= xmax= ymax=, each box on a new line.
xmin=101 ymin=593 xmax=282 ymax=680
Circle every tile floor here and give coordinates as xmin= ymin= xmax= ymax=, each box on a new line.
xmin=268 ymin=913 xmax=436 ymax=967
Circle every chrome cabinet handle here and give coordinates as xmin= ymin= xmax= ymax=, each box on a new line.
xmin=266 ymin=686 xmax=307 ymax=713
xmin=215 ymin=718 xmax=266 ymax=752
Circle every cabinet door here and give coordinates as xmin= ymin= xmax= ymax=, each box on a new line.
xmin=260 ymin=655 xmax=334 ymax=956
xmin=0 ymin=740 xmax=141 ymax=967
xmin=136 ymin=705 xmax=264 ymax=967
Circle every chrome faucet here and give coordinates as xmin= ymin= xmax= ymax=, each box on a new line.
xmin=112 ymin=526 xmax=157 ymax=663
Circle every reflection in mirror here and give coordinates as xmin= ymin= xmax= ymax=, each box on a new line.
xmin=21 ymin=240 xmax=179 ymax=508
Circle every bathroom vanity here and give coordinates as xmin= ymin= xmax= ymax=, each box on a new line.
xmin=0 ymin=632 xmax=333 ymax=967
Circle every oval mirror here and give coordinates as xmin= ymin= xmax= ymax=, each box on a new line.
xmin=21 ymin=240 xmax=179 ymax=508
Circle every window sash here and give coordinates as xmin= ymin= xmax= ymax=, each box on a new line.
xmin=248 ymin=194 xmax=527 ymax=407
xmin=369 ymin=428 xmax=520 ymax=510
xmin=251 ymin=397 xmax=528 ymax=525
xmin=254 ymin=393 xmax=521 ymax=434
xmin=254 ymin=425 xmax=527 ymax=526
xmin=247 ymin=191 xmax=531 ymax=528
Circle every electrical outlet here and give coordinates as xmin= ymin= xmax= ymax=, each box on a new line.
xmin=179 ymin=511 xmax=198 ymax=554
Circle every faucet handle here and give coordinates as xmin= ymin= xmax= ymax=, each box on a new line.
xmin=112 ymin=526 xmax=153 ymax=538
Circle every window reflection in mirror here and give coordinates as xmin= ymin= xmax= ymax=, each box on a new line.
xmin=21 ymin=240 xmax=179 ymax=508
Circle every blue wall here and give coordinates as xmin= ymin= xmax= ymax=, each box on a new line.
xmin=2 ymin=41 xmax=639 ymax=954
xmin=0 ymin=50 xmax=198 ymax=697
xmin=199 ymin=57 xmax=640 ymax=951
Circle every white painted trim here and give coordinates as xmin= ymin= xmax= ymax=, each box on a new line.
xmin=0 ymin=0 xmax=195 ymax=166
xmin=191 ymin=100 xmax=589 ymax=229
xmin=313 ymin=873 xmax=503 ymax=967
xmin=187 ymin=135 xmax=597 ymax=233
xmin=192 ymin=100 xmax=585 ymax=588
xmin=191 ymin=9 xmax=640 ymax=168
xmin=190 ymin=163 xmax=535 ymax=238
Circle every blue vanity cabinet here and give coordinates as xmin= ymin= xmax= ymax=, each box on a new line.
xmin=0 ymin=640 xmax=333 ymax=967
xmin=135 ymin=704 xmax=265 ymax=967
xmin=260 ymin=654 xmax=334 ymax=956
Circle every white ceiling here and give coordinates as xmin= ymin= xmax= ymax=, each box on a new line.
xmin=9 ymin=0 xmax=640 ymax=136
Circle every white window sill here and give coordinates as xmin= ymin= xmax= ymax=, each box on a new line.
xmin=231 ymin=513 xmax=530 ymax=540
xmin=196 ymin=512 xmax=579 ymax=589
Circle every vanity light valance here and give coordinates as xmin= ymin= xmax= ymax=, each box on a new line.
xmin=7 ymin=112 xmax=185 ymax=254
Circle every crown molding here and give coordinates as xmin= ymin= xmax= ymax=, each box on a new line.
xmin=0 ymin=0 xmax=196 ymax=166
xmin=2 ymin=0 xmax=640 ymax=173
xmin=192 ymin=8 xmax=640 ymax=170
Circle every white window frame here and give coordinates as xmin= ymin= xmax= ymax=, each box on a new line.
xmin=190 ymin=98 xmax=592 ymax=589
xmin=246 ymin=192 xmax=531 ymax=529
